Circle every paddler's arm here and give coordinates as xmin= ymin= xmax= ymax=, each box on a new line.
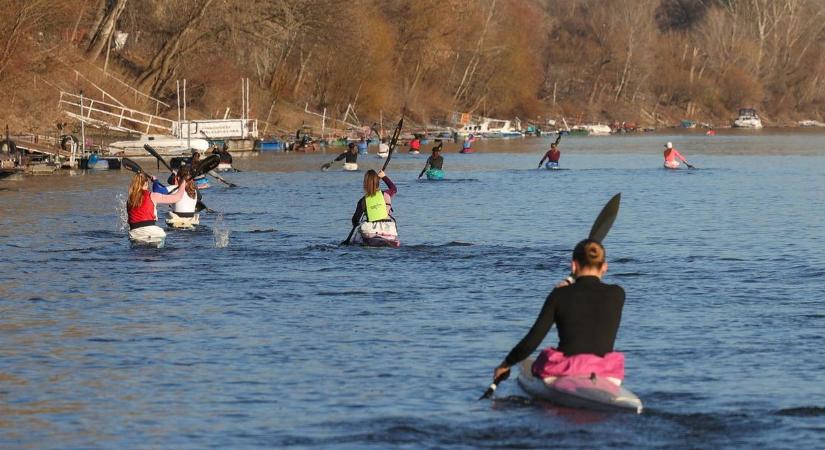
xmin=334 ymin=152 xmax=347 ymax=162
xmin=351 ymin=197 xmax=365 ymax=226
xmin=380 ymin=172 xmax=397 ymax=197
xmin=151 ymin=181 xmax=186 ymax=204
xmin=151 ymin=178 xmax=169 ymax=194
xmin=538 ymin=153 xmax=548 ymax=168
xmin=493 ymin=292 xmax=557 ymax=380
xmin=418 ymin=158 xmax=431 ymax=178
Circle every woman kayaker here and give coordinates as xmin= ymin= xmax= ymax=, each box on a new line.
xmin=538 ymin=136 xmax=562 ymax=169
xmin=460 ymin=134 xmax=476 ymax=153
xmin=663 ymin=142 xmax=692 ymax=169
xmin=350 ymin=169 xmax=399 ymax=247
xmin=408 ymin=136 xmax=421 ymax=154
xmin=166 ymin=165 xmax=201 ymax=228
xmin=492 ymin=239 xmax=626 ymax=386
xmin=377 ymin=138 xmax=390 ymax=158
xmin=127 ymin=172 xmax=186 ymax=245
xmin=418 ymin=143 xmax=444 ymax=180
xmin=333 ymin=143 xmax=359 ymax=170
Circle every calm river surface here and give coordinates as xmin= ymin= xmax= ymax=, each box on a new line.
xmin=1 ymin=131 xmax=824 ymax=449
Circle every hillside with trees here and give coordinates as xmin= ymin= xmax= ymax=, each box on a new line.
xmin=1 ymin=0 xmax=824 ymax=133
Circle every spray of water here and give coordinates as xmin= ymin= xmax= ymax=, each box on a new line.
xmin=115 ymin=192 xmax=128 ymax=233
xmin=213 ymin=213 xmax=230 ymax=248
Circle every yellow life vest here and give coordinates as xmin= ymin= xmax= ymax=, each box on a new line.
xmin=364 ymin=191 xmax=388 ymax=222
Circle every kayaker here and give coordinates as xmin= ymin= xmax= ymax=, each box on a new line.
xmin=377 ymin=138 xmax=390 ymax=158
xmin=357 ymin=137 xmax=369 ymax=155
xmin=409 ymin=136 xmax=421 ymax=154
xmin=460 ymin=134 xmax=476 ymax=153
xmin=538 ymin=136 xmax=562 ymax=169
xmin=166 ymin=165 xmax=200 ymax=228
xmin=333 ymin=143 xmax=359 ymax=170
xmin=663 ymin=142 xmax=693 ymax=169
xmin=418 ymin=143 xmax=444 ymax=179
xmin=351 ymin=169 xmax=397 ymax=226
xmin=127 ymin=172 xmax=186 ymax=244
xmin=492 ymin=239 xmax=627 ymax=386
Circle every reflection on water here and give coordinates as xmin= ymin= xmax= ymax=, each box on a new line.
xmin=1 ymin=134 xmax=824 ymax=449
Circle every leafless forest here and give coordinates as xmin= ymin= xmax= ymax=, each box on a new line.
xmin=1 ymin=0 xmax=824 ymax=132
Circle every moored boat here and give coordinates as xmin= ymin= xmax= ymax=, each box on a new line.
xmin=732 ymin=108 xmax=763 ymax=129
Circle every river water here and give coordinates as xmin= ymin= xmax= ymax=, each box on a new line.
xmin=1 ymin=131 xmax=824 ymax=449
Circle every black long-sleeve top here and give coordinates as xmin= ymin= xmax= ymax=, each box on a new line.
xmin=504 ymin=276 xmax=624 ymax=366
xmin=426 ymin=155 xmax=444 ymax=170
xmin=335 ymin=150 xmax=358 ymax=163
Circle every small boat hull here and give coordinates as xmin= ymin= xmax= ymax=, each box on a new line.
xmin=353 ymin=221 xmax=400 ymax=248
xmin=128 ymin=225 xmax=166 ymax=248
xmin=544 ymin=162 xmax=560 ymax=170
xmin=517 ymin=358 xmax=643 ymax=414
xmin=166 ymin=212 xmax=200 ymax=229
xmin=425 ymin=168 xmax=444 ymax=180
xmin=343 ymin=163 xmax=359 ymax=171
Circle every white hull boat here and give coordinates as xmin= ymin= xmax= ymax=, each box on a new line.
xmin=108 ymin=135 xmax=210 ymax=157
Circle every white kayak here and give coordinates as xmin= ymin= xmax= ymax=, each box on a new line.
xmin=128 ymin=225 xmax=166 ymax=248
xmin=517 ymin=358 xmax=643 ymax=414
xmin=343 ymin=162 xmax=359 ymax=171
xmin=166 ymin=211 xmax=200 ymax=229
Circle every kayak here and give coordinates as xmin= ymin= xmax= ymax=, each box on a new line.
xmin=459 ymin=148 xmax=475 ymax=154
xmin=343 ymin=163 xmax=359 ymax=171
xmin=128 ymin=225 xmax=166 ymax=248
xmin=166 ymin=211 xmax=200 ymax=229
xmin=544 ymin=161 xmax=560 ymax=170
xmin=408 ymin=150 xmax=420 ymax=155
xmin=517 ymin=358 xmax=643 ymax=414
xmin=195 ymin=177 xmax=210 ymax=189
xmin=216 ymin=163 xmax=234 ymax=172
xmin=663 ymin=160 xmax=680 ymax=169
xmin=352 ymin=220 xmax=400 ymax=248
xmin=377 ymin=152 xmax=389 ymax=159
xmin=425 ymin=168 xmax=444 ymax=180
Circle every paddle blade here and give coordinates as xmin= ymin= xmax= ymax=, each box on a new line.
xmin=321 ymin=162 xmax=332 ymax=172
xmin=479 ymin=371 xmax=510 ymax=400
xmin=588 ymin=193 xmax=621 ymax=243
xmin=122 ymin=158 xmax=143 ymax=174
xmin=143 ymin=144 xmax=173 ymax=172
xmin=195 ymin=155 xmax=220 ymax=177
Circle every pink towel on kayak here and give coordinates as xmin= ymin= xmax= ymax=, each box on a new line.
xmin=531 ymin=347 xmax=625 ymax=380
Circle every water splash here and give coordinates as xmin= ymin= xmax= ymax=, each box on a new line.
xmin=115 ymin=192 xmax=128 ymax=233
xmin=213 ymin=213 xmax=230 ymax=248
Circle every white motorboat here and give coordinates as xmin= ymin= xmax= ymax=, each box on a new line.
xmin=732 ymin=108 xmax=763 ymax=129
xmin=458 ymin=117 xmax=522 ymax=138
xmin=108 ymin=134 xmax=211 ymax=157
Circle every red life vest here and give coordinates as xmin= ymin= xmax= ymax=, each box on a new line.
xmin=127 ymin=190 xmax=156 ymax=224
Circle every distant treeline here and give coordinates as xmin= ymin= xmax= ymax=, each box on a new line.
xmin=1 ymin=0 xmax=824 ymax=130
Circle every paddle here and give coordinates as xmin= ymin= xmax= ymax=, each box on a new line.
xmin=167 ymin=154 xmax=220 ymax=194
xmin=479 ymin=193 xmax=622 ymax=400
xmin=341 ymin=116 xmax=403 ymax=245
xmin=144 ymin=144 xmax=174 ymax=172
xmin=207 ymin=169 xmax=238 ymax=187
xmin=122 ymin=157 xmax=147 ymax=175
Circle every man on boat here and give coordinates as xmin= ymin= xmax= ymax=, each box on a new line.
xmin=357 ymin=137 xmax=369 ymax=155
xmin=663 ymin=142 xmax=693 ymax=169
xmin=333 ymin=143 xmax=360 ymax=170
xmin=538 ymin=136 xmax=562 ymax=169
xmin=493 ymin=240 xmax=627 ymax=386
xmin=418 ymin=143 xmax=444 ymax=180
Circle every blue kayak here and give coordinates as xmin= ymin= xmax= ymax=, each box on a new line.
xmin=426 ymin=168 xmax=444 ymax=180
